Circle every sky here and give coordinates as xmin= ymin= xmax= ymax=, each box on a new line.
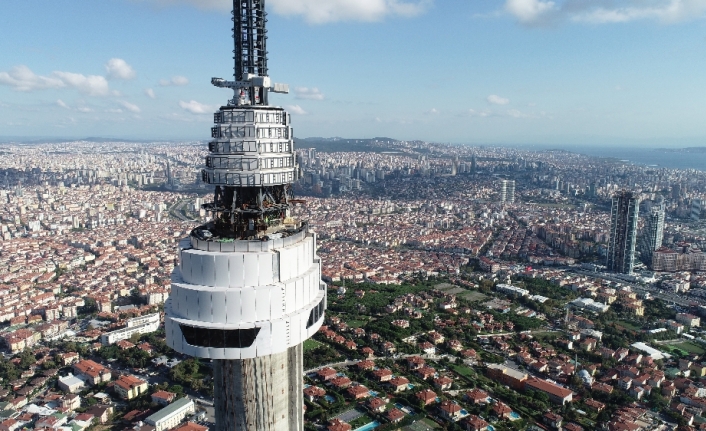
xmin=1 ymin=0 xmax=706 ymax=147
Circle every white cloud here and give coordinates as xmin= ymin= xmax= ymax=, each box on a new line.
xmin=487 ymin=95 xmax=510 ymax=105
xmin=468 ymin=109 xmax=491 ymax=117
xmin=119 ymin=100 xmax=141 ymax=113
xmin=160 ymin=76 xmax=189 ymax=86
xmin=270 ymin=0 xmax=432 ymax=23
xmin=505 ymin=0 xmax=706 ymax=26
xmin=56 ymin=99 xmax=94 ymax=113
xmin=106 ymin=108 xmax=124 ymax=113
xmin=427 ymin=108 xmax=439 ymax=114
xmin=145 ymin=88 xmax=157 ymax=99
xmin=286 ymin=105 xmax=308 ymax=115
xmin=179 ymin=100 xmax=215 ymax=114
xmin=507 ymin=109 xmax=532 ymax=118
xmin=505 ymin=0 xmax=556 ymax=25
xmin=105 ymin=58 xmax=136 ymax=80
xmin=0 ymin=66 xmax=65 ymax=92
xmin=294 ymin=87 xmax=325 ymax=101
xmin=53 ymin=71 xmax=114 ymax=96
xmin=133 ymin=0 xmax=431 ymax=23
xmin=0 ymin=65 xmax=116 ymax=96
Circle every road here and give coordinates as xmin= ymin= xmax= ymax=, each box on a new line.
xmin=304 ymin=353 xmax=433 ymax=374
xmin=170 ymin=199 xmax=198 ymax=222
xmin=570 ymin=269 xmax=698 ymax=307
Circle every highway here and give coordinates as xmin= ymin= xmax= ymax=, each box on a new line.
xmin=569 ymin=268 xmax=699 ymax=308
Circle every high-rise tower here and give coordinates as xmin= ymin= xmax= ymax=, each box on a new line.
xmin=164 ymin=1 xmax=326 ymax=430
xmin=499 ymin=179 xmax=515 ymax=204
xmin=640 ymin=197 xmax=665 ymax=266
xmin=607 ymin=191 xmax=640 ymax=274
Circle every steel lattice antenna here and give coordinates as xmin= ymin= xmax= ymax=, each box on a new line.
xmin=212 ymin=0 xmax=289 ymax=107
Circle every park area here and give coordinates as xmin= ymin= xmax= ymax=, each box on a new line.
xmin=663 ymin=341 xmax=706 ymax=356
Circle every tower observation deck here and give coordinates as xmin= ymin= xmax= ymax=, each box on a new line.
xmin=164 ymin=1 xmax=326 ymax=430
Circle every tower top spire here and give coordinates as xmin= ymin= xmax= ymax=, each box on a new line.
xmin=211 ymin=0 xmax=289 ymax=106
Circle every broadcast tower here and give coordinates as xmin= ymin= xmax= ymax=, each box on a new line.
xmin=164 ymin=1 xmax=327 ymax=430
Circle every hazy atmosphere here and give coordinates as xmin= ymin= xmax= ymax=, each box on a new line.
xmin=2 ymin=0 xmax=706 ymax=146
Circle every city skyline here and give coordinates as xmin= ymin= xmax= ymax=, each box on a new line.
xmin=2 ymin=0 xmax=706 ymax=146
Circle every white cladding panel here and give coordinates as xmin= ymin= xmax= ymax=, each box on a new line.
xmin=256 ymin=286 xmax=271 ymax=321
xmin=258 ymin=253 xmax=274 ymax=285
xmin=229 ymin=254 xmax=244 ymax=287
xmin=240 ymin=287 xmax=257 ymax=322
xmin=271 ymin=319 xmax=287 ymax=349
xmin=198 ymin=291 xmax=213 ymax=323
xmin=212 ymin=291 xmax=227 ymax=323
xmin=201 ymin=254 xmax=216 ymax=286
xmin=271 ymin=285 xmax=284 ymax=320
xmin=225 ymin=289 xmax=242 ymax=325
xmin=284 ymin=281 xmax=296 ymax=314
xmin=295 ymin=278 xmax=304 ymax=311
xmin=243 ymin=254 xmax=259 ymax=287
xmin=256 ymin=321 xmax=272 ymax=357
xmin=214 ymin=255 xmax=230 ymax=287
xmin=209 ymin=346 xmax=226 ymax=360
xmin=180 ymin=251 xmax=192 ymax=281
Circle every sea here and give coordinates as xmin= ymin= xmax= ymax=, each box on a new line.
xmin=542 ymin=146 xmax=706 ymax=172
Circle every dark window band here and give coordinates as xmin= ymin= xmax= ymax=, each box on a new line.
xmin=306 ymin=300 xmax=325 ymax=329
xmin=179 ymin=325 xmax=260 ymax=349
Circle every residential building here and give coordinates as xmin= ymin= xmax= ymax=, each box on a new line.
xmin=499 ymin=180 xmax=515 ymax=204
xmin=114 ymin=375 xmax=148 ymax=400
xmin=145 ymin=397 xmax=195 ymax=431
xmin=607 ymin=191 xmax=640 ymax=274
xmin=72 ymin=360 xmax=111 ymax=386
xmin=100 ymin=313 xmax=160 ymax=345
xmin=640 ymin=198 xmax=665 ymax=266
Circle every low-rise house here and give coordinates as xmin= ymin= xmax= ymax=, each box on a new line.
xmin=114 ymin=375 xmax=148 ymax=400
xmin=151 ymin=391 xmax=177 ymax=406
xmin=388 ymin=377 xmax=410 ymax=393
xmin=407 ymin=356 xmax=425 ymax=370
xmin=328 ymin=419 xmax=351 ymax=431
xmin=60 ymin=393 xmax=81 ymax=412
xmin=317 ymin=367 xmax=337 ymax=382
xmin=434 ymin=376 xmax=454 ymax=391
xmin=386 ymin=408 xmax=405 ymax=424
xmin=543 ymin=412 xmax=563 ymax=429
xmin=303 ymin=386 xmax=326 ymax=403
xmin=465 ymin=389 xmax=490 ymax=405
xmin=416 ymin=366 xmax=436 ymax=380
xmin=331 ymin=376 xmax=352 ymax=389
xmin=439 ymin=400 xmax=463 ymax=422
xmin=463 ymin=415 xmax=489 ymax=431
xmin=366 ymin=397 xmax=387 ymax=413
xmin=372 ymin=368 xmax=393 ymax=382
xmin=57 ymin=375 xmax=85 ymax=394
xmin=492 ymin=402 xmax=514 ymax=420
xmin=347 ymin=385 xmax=370 ymax=400
xmin=415 ymin=389 xmax=438 ymax=406
xmin=72 ymin=360 xmax=111 ymax=386
xmin=145 ymin=397 xmax=195 ymax=431
xmin=171 ymin=422 xmax=209 ymax=431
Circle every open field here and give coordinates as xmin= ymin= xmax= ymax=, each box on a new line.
xmin=304 ymin=339 xmax=323 ymax=352
xmin=664 ymin=341 xmax=705 ymax=355
xmin=461 ymin=291 xmax=488 ymax=302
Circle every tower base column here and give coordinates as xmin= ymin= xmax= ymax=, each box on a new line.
xmin=213 ymin=344 xmax=304 ymax=431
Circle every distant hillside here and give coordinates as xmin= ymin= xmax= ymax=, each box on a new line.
xmin=658 ymin=147 xmax=706 ymax=153
xmin=296 ymin=137 xmax=404 ymax=153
